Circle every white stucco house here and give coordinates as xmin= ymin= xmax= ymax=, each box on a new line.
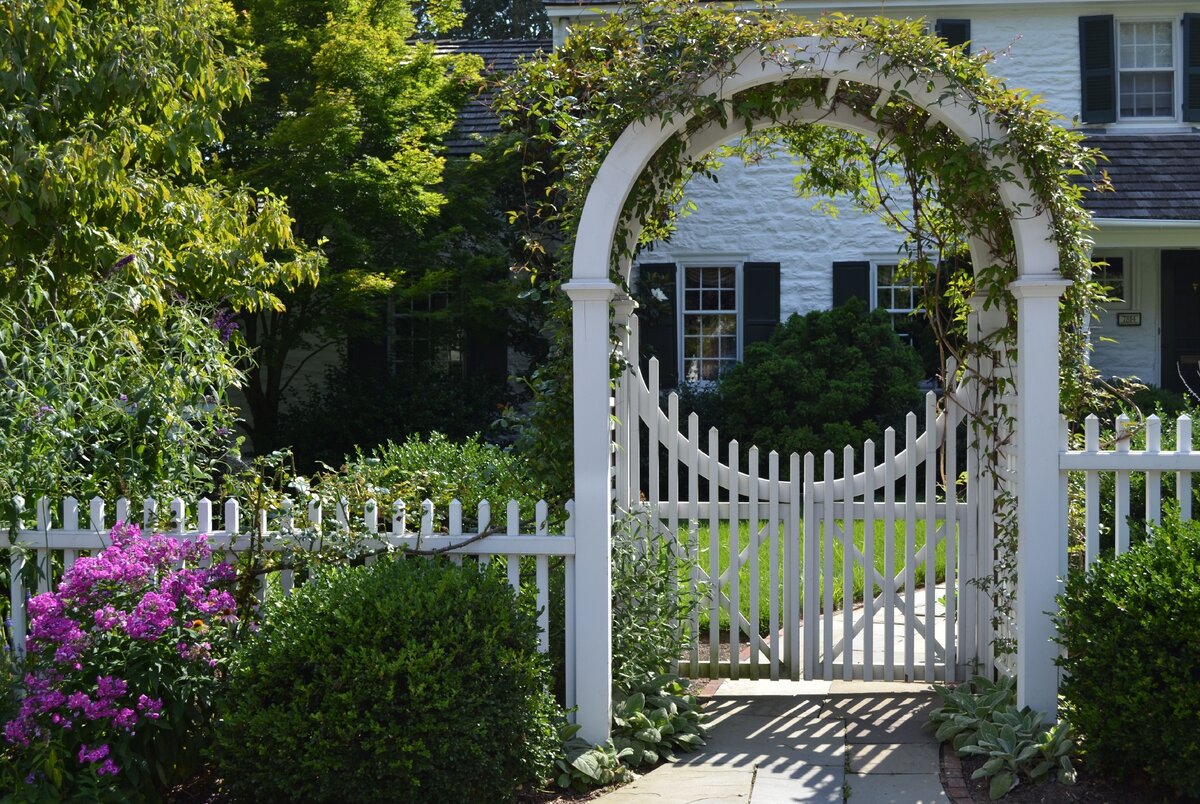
xmin=537 ymin=0 xmax=1200 ymax=393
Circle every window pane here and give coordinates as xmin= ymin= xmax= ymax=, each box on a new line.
xmin=1120 ymin=22 xmax=1173 ymax=67
xmin=682 ymin=266 xmax=738 ymax=382
xmin=1095 ymin=256 xmax=1126 ymax=303
xmin=1120 ymin=71 xmax=1174 ymax=117
xmin=875 ymin=263 xmax=919 ymax=314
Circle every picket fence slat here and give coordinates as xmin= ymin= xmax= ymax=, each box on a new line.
xmin=924 ymin=393 xmax=937 ymax=681
xmin=1180 ymin=416 xmax=1194 ymax=520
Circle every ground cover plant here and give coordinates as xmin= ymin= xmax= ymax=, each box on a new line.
xmin=213 ymin=555 xmax=561 ymax=803
xmin=1055 ymin=512 xmax=1200 ymax=799
xmin=1 ymin=524 xmax=242 ymax=800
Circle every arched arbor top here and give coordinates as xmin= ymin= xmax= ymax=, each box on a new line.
xmin=572 ymin=35 xmax=1060 ymax=287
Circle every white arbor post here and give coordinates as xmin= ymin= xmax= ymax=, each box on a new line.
xmin=563 ymin=277 xmax=617 ymax=742
xmin=1011 ymin=275 xmax=1070 ymax=717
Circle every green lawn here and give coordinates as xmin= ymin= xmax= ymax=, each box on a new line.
xmin=676 ymin=519 xmax=950 ymax=633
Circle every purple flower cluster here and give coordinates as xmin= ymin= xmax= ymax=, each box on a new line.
xmin=211 ymin=308 xmax=239 ymax=343
xmin=3 ymin=522 xmax=238 ymax=781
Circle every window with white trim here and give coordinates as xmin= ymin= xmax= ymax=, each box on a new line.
xmin=1118 ymin=20 xmax=1175 ymax=119
xmin=681 ymin=265 xmax=739 ymax=383
xmin=873 ymin=262 xmax=921 ymax=342
xmin=635 ymin=260 xmax=779 ymax=388
xmin=388 ymin=291 xmax=464 ymax=376
xmin=1080 ymin=14 xmax=1200 ymax=125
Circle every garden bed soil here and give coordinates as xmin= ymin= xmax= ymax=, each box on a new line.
xmin=942 ymin=745 xmax=1191 ymax=803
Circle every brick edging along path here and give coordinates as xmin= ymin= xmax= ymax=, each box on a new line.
xmin=940 ymin=742 xmax=975 ymax=804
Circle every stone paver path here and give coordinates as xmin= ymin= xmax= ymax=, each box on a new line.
xmin=595 ymin=680 xmax=947 ymax=803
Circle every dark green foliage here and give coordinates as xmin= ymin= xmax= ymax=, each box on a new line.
xmin=276 ymin=365 xmax=510 ymax=473
xmin=1055 ymin=513 xmax=1200 ymax=798
xmin=223 ymin=0 xmax=488 ymax=452
xmin=697 ymin=299 xmax=925 ymax=465
xmin=214 ymin=557 xmax=561 ymax=803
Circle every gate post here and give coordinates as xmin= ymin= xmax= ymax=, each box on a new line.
xmin=563 ymin=277 xmax=616 ymax=742
xmin=1010 ymin=275 xmax=1070 ymax=718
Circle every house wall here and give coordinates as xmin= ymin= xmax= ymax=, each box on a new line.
xmin=1087 ymin=249 xmax=1160 ymax=383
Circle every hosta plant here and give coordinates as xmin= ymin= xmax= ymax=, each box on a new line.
xmin=611 ymin=674 xmax=709 ymax=768
xmin=554 ymin=721 xmax=636 ymax=791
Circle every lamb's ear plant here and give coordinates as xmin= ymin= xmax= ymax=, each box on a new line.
xmin=928 ymin=675 xmax=1017 ymax=751
xmin=928 ymin=676 xmax=1076 ymax=800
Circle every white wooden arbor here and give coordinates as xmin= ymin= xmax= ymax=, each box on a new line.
xmin=563 ymin=38 xmax=1069 ymax=741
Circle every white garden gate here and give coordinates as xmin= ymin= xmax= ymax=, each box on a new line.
xmin=614 ymin=325 xmax=997 ymax=685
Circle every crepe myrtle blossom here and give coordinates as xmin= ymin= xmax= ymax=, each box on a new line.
xmin=3 ymin=522 xmax=239 ymax=784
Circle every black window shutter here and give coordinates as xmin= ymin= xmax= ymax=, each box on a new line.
xmin=832 ymin=261 xmax=871 ymax=308
xmin=935 ymin=19 xmax=971 ymax=53
xmin=1079 ymin=16 xmax=1116 ymax=124
xmin=1184 ymin=15 xmax=1200 ymax=122
xmin=742 ymin=262 xmax=781 ymax=351
xmin=635 ymin=263 xmax=678 ymax=387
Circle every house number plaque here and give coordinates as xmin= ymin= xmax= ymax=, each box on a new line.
xmin=1116 ymin=312 xmax=1141 ymax=327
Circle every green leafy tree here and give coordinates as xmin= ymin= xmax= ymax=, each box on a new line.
xmin=223 ymin=0 xmax=486 ymax=452
xmin=0 ymin=0 xmax=318 ymax=312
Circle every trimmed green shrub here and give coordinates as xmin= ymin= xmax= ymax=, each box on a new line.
xmin=1055 ymin=512 xmax=1200 ymax=798
xmin=213 ymin=556 xmax=561 ymax=803
xmin=694 ymin=299 xmax=925 ymax=466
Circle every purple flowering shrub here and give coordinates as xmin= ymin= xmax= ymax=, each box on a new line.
xmin=2 ymin=522 xmax=241 ymax=799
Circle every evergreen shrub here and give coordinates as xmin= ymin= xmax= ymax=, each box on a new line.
xmin=214 ymin=556 xmax=560 ymax=803
xmin=1055 ymin=513 xmax=1200 ymax=798
xmin=696 ymin=299 xmax=925 ymax=464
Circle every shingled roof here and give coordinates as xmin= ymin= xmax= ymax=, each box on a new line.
xmin=435 ymin=39 xmax=550 ymax=155
xmin=1079 ymin=134 xmax=1200 ymax=222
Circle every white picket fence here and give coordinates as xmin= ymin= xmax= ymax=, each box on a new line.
xmin=1060 ymin=412 xmax=1197 ymax=568
xmin=615 ymin=354 xmax=992 ymax=683
xmin=2 ymin=496 xmax=578 ymax=707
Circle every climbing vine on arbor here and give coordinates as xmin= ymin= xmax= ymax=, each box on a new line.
xmin=496 ymin=1 xmax=1108 ymax=656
